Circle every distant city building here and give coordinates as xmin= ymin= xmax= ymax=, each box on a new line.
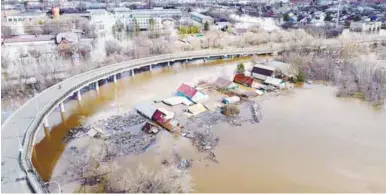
xmin=112 ymin=7 xmax=132 ymax=18
xmin=350 ymin=21 xmax=382 ymax=32
xmin=2 ymin=12 xmax=46 ymax=35
xmin=125 ymin=8 xmax=182 ymax=31
xmin=190 ymin=12 xmax=215 ymax=24
xmin=47 ymin=8 xmax=91 ymax=19
xmin=127 ymin=16 xmax=162 ymax=31
xmin=4 ymin=12 xmax=46 ymax=23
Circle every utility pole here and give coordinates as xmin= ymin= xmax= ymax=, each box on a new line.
xmin=336 ymin=0 xmax=341 ymax=27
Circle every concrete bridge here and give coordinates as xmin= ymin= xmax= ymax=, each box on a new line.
xmin=1 ymin=39 xmax=385 ymax=193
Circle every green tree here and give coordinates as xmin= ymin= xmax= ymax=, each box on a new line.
xmin=296 ymin=69 xmax=306 ymax=83
xmin=324 ymin=12 xmax=332 ymax=22
xmin=191 ymin=26 xmax=199 ymax=34
xmin=282 ymin=13 xmax=290 ymax=22
xmin=23 ymin=1 xmax=28 ymax=9
xmin=149 ymin=17 xmax=155 ymax=32
xmin=133 ymin=18 xmax=140 ymax=36
xmin=178 ymin=26 xmax=188 ymax=35
xmin=204 ymin=21 xmax=210 ymax=31
xmin=236 ymin=63 xmax=245 ymax=74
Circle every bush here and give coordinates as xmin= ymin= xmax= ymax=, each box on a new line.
xmin=222 ymin=104 xmax=240 ymax=116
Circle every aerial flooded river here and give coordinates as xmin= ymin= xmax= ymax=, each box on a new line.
xmin=32 ymin=57 xmax=386 ymax=192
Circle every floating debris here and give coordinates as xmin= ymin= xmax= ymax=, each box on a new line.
xmin=104 ymin=131 xmax=156 ymax=159
xmin=250 ymin=101 xmax=263 ymax=123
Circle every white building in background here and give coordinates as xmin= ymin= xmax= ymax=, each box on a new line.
xmin=125 ymin=8 xmax=182 ymax=31
xmin=350 ymin=21 xmax=382 ymax=33
xmin=190 ymin=12 xmax=214 ymax=24
xmin=2 ymin=12 xmax=46 ymax=35
xmin=4 ymin=12 xmax=46 ymax=23
xmin=127 ymin=16 xmax=162 ymax=30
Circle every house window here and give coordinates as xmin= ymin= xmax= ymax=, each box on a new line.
xmin=13 ymin=18 xmax=17 ymax=22
xmin=8 ymin=18 xmax=12 ymax=22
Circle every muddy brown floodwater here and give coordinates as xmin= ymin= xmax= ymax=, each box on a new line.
xmin=32 ymin=57 xmax=386 ymax=192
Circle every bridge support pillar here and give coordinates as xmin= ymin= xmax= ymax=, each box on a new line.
xmin=43 ymin=117 xmax=49 ymax=128
xmin=168 ymin=61 xmax=171 ymax=67
xmin=95 ymin=81 xmax=99 ymax=92
xmin=77 ymin=90 xmax=82 ymax=101
xmin=113 ymin=74 xmax=117 ymax=83
xmin=44 ymin=125 xmax=51 ymax=141
xmin=59 ymin=102 xmax=65 ymax=113
xmin=131 ymin=69 xmax=135 ymax=76
xmin=60 ymin=111 xmax=66 ymax=124
xmin=149 ymin=64 xmax=153 ymax=71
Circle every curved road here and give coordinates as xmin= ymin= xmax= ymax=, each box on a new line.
xmin=1 ymin=40 xmax=385 ymax=193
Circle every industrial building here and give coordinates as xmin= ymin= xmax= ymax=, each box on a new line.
xmin=190 ymin=12 xmax=214 ymax=24
xmin=4 ymin=12 xmax=46 ymax=22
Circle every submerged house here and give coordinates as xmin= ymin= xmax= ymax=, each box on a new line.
xmin=264 ymin=77 xmax=285 ymax=88
xmin=142 ymin=122 xmax=160 ymax=134
xmin=135 ymin=103 xmax=181 ymax=133
xmin=213 ymin=77 xmax=238 ymax=90
xmin=251 ymin=64 xmax=276 ymax=81
xmin=188 ymin=103 xmax=207 ymax=116
xmin=176 ymin=83 xmax=208 ymax=103
xmin=162 ymin=96 xmax=193 ymax=106
xmin=265 ymin=60 xmax=296 ymax=79
xmin=233 ymin=74 xmax=258 ymax=88
xmin=135 ymin=103 xmax=157 ymax=119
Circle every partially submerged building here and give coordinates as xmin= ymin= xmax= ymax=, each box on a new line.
xmin=233 ymin=74 xmax=258 ymax=88
xmin=135 ymin=103 xmax=157 ymax=119
xmin=187 ymin=103 xmax=207 ymax=116
xmin=223 ymin=96 xmax=240 ymax=104
xmin=162 ymin=96 xmax=193 ymax=106
xmin=142 ymin=122 xmax=160 ymax=134
xmin=251 ymin=64 xmax=276 ymax=81
xmin=135 ymin=103 xmax=181 ymax=133
xmin=213 ymin=77 xmax=238 ymax=90
xmin=264 ymin=77 xmax=285 ymax=88
xmin=264 ymin=60 xmax=297 ymax=79
xmin=176 ymin=83 xmax=208 ymax=103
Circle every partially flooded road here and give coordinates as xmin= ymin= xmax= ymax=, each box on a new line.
xmin=32 ymin=57 xmax=386 ymax=192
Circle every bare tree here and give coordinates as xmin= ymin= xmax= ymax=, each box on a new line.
xmin=1 ymin=26 xmax=13 ymax=37
xmin=42 ymin=19 xmax=73 ymax=35
xmin=105 ymin=39 xmax=123 ymax=56
xmin=104 ymin=165 xmax=192 ymax=193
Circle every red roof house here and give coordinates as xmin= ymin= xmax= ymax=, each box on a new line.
xmin=233 ymin=74 xmax=254 ymax=87
xmin=176 ymin=83 xmax=197 ymax=99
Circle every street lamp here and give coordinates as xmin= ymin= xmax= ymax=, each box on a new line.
xmin=45 ymin=181 xmax=62 ymax=193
